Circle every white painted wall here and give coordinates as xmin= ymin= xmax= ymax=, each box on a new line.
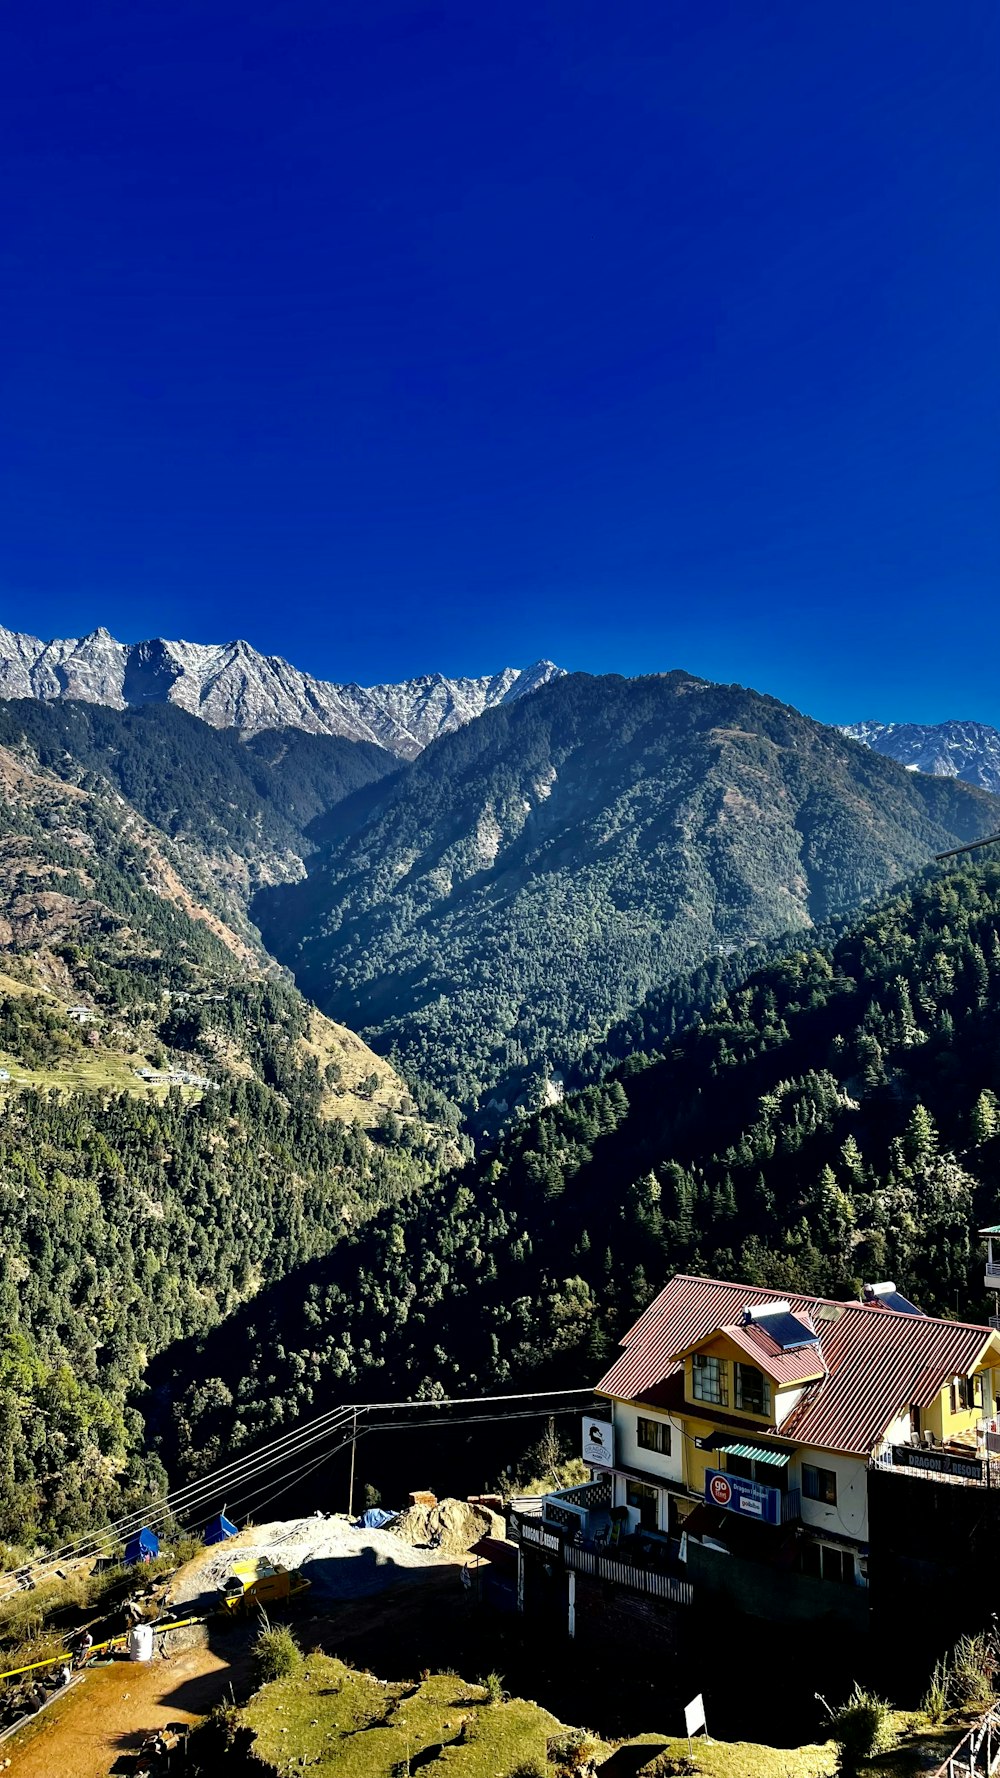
xmin=797 ymin=1450 xmax=869 ymax=1542
xmin=611 ymin=1403 xmax=684 ymax=1486
xmin=774 ymin=1385 xmax=806 ymax=1428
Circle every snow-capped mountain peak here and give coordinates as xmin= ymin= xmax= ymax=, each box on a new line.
xmin=842 ymin=717 xmax=1000 ymax=794
xmin=0 ymin=626 xmax=564 ymax=757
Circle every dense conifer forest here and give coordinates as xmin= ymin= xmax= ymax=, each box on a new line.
xmin=0 ymin=1073 xmax=435 ymax=1545
xmin=159 ymin=860 xmax=1000 ymax=1496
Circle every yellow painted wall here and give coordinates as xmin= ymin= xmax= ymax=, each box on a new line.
xmin=681 ymin=1335 xmax=822 ymax=1429
xmin=924 ymin=1364 xmax=991 ymax=1443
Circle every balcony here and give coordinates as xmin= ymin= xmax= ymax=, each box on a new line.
xmin=508 ymin=1508 xmax=694 ymax=1606
xmin=985 ymin=1264 xmax=1000 ymax=1289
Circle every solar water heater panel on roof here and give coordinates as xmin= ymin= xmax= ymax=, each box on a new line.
xmin=753 ymin=1311 xmax=819 ymax=1350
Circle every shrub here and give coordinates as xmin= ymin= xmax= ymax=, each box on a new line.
xmin=950 ymin=1632 xmax=997 ymax=1709
xmin=546 ymin=1727 xmax=602 ymax=1770
xmin=920 ymin=1657 xmax=951 ymax=1725
xmin=481 ymin=1670 xmax=506 ymax=1706
xmin=828 ymin=1683 xmax=899 ymax=1773
xmin=253 ymin=1620 xmax=302 ymax=1684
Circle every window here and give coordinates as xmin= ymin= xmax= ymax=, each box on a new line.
xmin=727 ymin=1452 xmax=788 ymax=1493
xmin=692 ymin=1352 xmax=727 ymax=1406
xmin=734 ymin=1363 xmax=771 ymax=1416
xmin=800 ymin=1541 xmax=855 ymax=1585
xmin=626 ymin=1480 xmax=660 ymax=1531
xmin=803 ymin=1463 xmax=838 ymax=1505
xmin=950 ymin=1375 xmax=982 ymax=1413
xmin=637 ymin=1416 xmax=671 ymax=1456
xmin=821 ymin=1545 xmax=854 ymax=1586
xmin=799 ymin=1540 xmax=821 ymax=1579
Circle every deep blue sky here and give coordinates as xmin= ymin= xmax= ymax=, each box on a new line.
xmin=1 ymin=1 xmax=997 ymax=724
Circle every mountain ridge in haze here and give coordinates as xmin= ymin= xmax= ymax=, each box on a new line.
xmin=0 ymin=625 xmax=563 ymax=757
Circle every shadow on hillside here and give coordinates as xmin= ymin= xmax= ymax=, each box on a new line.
xmin=598 ymin=1748 xmax=669 ymax=1776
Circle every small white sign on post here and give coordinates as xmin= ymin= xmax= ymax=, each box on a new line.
xmin=684 ymin=1693 xmax=707 ymax=1741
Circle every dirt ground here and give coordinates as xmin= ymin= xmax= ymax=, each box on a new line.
xmin=5 ymin=1636 xmax=251 ymax=1778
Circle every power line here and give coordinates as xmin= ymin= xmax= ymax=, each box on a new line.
xmin=0 ymin=1386 xmax=595 ymax=1594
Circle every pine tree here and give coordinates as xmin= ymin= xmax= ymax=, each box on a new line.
xmin=971 ymin=1089 xmax=1000 ymax=1147
xmin=904 ymin=1102 xmax=938 ymax=1164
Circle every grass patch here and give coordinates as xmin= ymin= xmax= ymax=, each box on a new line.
xmin=238 ymin=1657 xmax=844 ymax=1778
xmin=241 ymin=1656 xmax=567 ymax=1776
xmin=626 ymin=1737 xmax=836 ymax=1778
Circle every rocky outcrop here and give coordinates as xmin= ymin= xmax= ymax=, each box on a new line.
xmin=0 ymin=626 xmax=564 ymax=757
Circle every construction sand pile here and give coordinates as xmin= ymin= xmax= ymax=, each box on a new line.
xmin=390 ymin=1497 xmax=505 ymax=1555
xmin=169 ymin=1514 xmax=451 ymax=1609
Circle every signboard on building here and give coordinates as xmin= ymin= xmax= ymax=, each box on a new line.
xmin=705 ymin=1467 xmax=781 ymax=1526
xmin=582 ymin=1417 xmax=614 ymax=1467
xmin=892 ymin=1445 xmax=984 ymax=1483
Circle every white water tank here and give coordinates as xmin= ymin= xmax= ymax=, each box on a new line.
xmin=128 ymin=1624 xmax=154 ymax=1663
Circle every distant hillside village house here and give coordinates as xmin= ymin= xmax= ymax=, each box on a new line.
xmin=510 ymin=1256 xmax=1000 ymax=1658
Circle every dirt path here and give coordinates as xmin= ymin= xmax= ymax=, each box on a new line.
xmin=6 ymin=1638 xmax=250 ymax=1778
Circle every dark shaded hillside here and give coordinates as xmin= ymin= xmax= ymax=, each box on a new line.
xmin=156 ymin=858 xmax=1000 ymax=1495
xmin=0 ymin=699 xmax=396 ymax=891
xmin=255 ymin=671 xmax=1000 ymax=1124
xmin=0 ymin=1073 xmax=435 ymax=1546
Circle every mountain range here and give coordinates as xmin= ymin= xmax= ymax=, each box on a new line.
xmin=257 ymin=670 xmax=1000 ymax=1125
xmin=844 ymin=717 xmax=1000 ymax=795
xmin=5 ymin=639 xmax=1000 ymax=1541
xmin=0 ymin=626 xmax=563 ymax=757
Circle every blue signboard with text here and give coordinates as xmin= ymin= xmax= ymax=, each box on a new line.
xmin=705 ymin=1467 xmax=781 ymax=1526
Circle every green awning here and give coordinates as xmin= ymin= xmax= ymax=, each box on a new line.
xmin=719 ymin=1442 xmax=792 ymax=1467
xmin=981 ymin=1225 xmax=1000 ymax=1236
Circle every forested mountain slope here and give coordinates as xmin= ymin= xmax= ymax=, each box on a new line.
xmin=0 ymin=692 xmax=455 ymax=1545
xmin=256 ymin=671 xmax=1000 ymax=1125
xmin=0 ymin=699 xmax=397 ymax=912
xmin=158 ymin=859 xmax=1000 ymax=1491
xmin=0 ymin=725 xmax=419 ymax=1122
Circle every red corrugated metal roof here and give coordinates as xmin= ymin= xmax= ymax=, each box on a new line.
xmin=597 ymin=1275 xmax=1000 ymax=1457
xmin=712 ymin=1319 xmax=826 ymax=1386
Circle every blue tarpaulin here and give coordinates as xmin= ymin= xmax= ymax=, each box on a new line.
xmin=124 ymin=1527 xmax=160 ymax=1565
xmin=203 ymin=1513 xmax=238 ymax=1545
xmin=355 ymin=1508 xmax=398 ymax=1531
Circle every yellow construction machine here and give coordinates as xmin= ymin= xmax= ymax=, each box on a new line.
xmin=215 ymin=1559 xmax=310 ymax=1617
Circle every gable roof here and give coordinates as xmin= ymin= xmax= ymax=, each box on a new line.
xmin=685 ymin=1317 xmax=826 ymax=1388
xmin=597 ymin=1274 xmax=1000 ymax=1458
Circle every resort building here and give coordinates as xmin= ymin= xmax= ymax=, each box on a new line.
xmin=510 ymin=1270 xmax=1000 ymax=1638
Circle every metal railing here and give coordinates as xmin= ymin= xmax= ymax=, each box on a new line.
xmin=931 ymin=1707 xmax=1000 ymax=1778
xmin=509 ymin=1511 xmax=693 ymax=1606
xmin=564 ymin=1541 xmax=693 ymax=1605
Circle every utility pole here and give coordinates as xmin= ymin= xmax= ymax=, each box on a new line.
xmin=347 ymin=1407 xmax=358 ymax=1518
